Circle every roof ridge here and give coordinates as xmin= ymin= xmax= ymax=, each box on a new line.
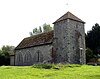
xmin=15 ymin=30 xmax=54 ymax=50
xmin=23 ymin=30 xmax=53 ymax=40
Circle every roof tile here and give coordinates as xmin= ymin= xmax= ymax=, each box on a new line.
xmin=53 ymin=11 xmax=85 ymax=23
xmin=15 ymin=30 xmax=53 ymax=50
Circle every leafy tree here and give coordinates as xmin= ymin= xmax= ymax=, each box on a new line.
xmin=86 ymin=48 xmax=94 ymax=63
xmin=29 ymin=23 xmax=53 ymax=36
xmin=1 ymin=45 xmax=14 ymax=55
xmin=43 ymin=23 xmax=52 ymax=32
xmin=39 ymin=26 xmax=42 ymax=33
xmin=86 ymin=23 xmax=100 ymax=55
xmin=0 ymin=45 xmax=15 ymax=65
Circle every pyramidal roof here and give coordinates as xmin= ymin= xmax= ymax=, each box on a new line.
xmin=53 ymin=11 xmax=85 ymax=23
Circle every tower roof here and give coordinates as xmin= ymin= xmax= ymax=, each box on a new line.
xmin=53 ymin=11 xmax=85 ymax=24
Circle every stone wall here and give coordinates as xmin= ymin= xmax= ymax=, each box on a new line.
xmin=10 ymin=55 xmax=15 ymax=66
xmin=15 ymin=44 xmax=52 ymax=66
xmin=53 ymin=19 xmax=86 ymax=64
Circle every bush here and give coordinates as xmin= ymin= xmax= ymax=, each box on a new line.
xmin=32 ymin=64 xmax=82 ymax=69
xmin=65 ymin=64 xmax=81 ymax=68
xmin=32 ymin=64 xmax=54 ymax=69
xmin=86 ymin=48 xmax=94 ymax=63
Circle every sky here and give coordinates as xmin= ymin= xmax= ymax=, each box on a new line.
xmin=0 ymin=0 xmax=100 ymax=47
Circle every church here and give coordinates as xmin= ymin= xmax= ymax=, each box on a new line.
xmin=10 ymin=11 xmax=86 ymax=66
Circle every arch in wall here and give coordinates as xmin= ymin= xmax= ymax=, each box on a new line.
xmin=24 ymin=51 xmax=32 ymax=65
xmin=33 ymin=50 xmax=43 ymax=63
xmin=16 ymin=52 xmax=23 ymax=66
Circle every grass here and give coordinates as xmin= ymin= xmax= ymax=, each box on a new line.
xmin=0 ymin=64 xmax=100 ymax=79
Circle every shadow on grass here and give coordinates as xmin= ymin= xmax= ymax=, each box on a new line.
xmin=84 ymin=75 xmax=100 ymax=79
xmin=89 ymin=75 xmax=100 ymax=78
xmin=32 ymin=64 xmax=82 ymax=69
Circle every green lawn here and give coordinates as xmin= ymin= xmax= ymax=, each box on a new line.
xmin=0 ymin=64 xmax=100 ymax=79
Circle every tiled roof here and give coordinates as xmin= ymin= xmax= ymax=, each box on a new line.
xmin=15 ymin=30 xmax=53 ymax=50
xmin=53 ymin=11 xmax=85 ymax=23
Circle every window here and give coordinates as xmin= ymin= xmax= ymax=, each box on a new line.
xmin=36 ymin=50 xmax=43 ymax=62
xmin=24 ymin=52 xmax=32 ymax=63
xmin=17 ymin=53 xmax=23 ymax=62
xmin=16 ymin=52 xmax=23 ymax=65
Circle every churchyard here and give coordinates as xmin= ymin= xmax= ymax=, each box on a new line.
xmin=0 ymin=64 xmax=100 ymax=79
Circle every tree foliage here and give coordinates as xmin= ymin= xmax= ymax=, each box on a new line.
xmin=43 ymin=23 xmax=52 ymax=32
xmin=86 ymin=23 xmax=100 ymax=55
xmin=86 ymin=48 xmax=94 ymax=63
xmin=29 ymin=23 xmax=53 ymax=36
xmin=0 ymin=45 xmax=15 ymax=65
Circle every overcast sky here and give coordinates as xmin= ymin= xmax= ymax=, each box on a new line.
xmin=0 ymin=0 xmax=100 ymax=47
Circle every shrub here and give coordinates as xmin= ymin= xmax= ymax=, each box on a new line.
xmin=86 ymin=48 xmax=94 ymax=63
xmin=32 ymin=64 xmax=82 ymax=69
xmin=32 ymin=64 xmax=54 ymax=69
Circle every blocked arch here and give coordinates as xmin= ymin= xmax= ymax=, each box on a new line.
xmin=16 ymin=52 xmax=23 ymax=66
xmin=24 ymin=51 xmax=32 ymax=65
xmin=33 ymin=50 xmax=43 ymax=63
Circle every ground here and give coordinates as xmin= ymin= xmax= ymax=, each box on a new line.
xmin=0 ymin=64 xmax=100 ymax=79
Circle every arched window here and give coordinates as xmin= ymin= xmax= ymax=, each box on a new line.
xmin=24 ymin=52 xmax=32 ymax=65
xmin=16 ymin=52 xmax=23 ymax=66
xmin=34 ymin=50 xmax=43 ymax=63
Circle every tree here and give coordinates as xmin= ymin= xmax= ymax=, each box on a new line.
xmin=86 ymin=23 xmax=100 ymax=55
xmin=86 ymin=48 xmax=93 ymax=63
xmin=43 ymin=23 xmax=52 ymax=32
xmin=39 ymin=26 xmax=42 ymax=33
xmin=0 ymin=45 xmax=15 ymax=65
xmin=29 ymin=23 xmax=53 ymax=36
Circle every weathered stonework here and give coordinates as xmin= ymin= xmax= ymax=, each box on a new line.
xmin=10 ymin=55 xmax=15 ymax=65
xmin=11 ymin=11 xmax=86 ymax=66
xmin=15 ymin=44 xmax=52 ymax=65
xmin=53 ymin=18 xmax=85 ymax=64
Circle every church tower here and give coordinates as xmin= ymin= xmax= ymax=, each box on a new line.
xmin=53 ymin=12 xmax=86 ymax=64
